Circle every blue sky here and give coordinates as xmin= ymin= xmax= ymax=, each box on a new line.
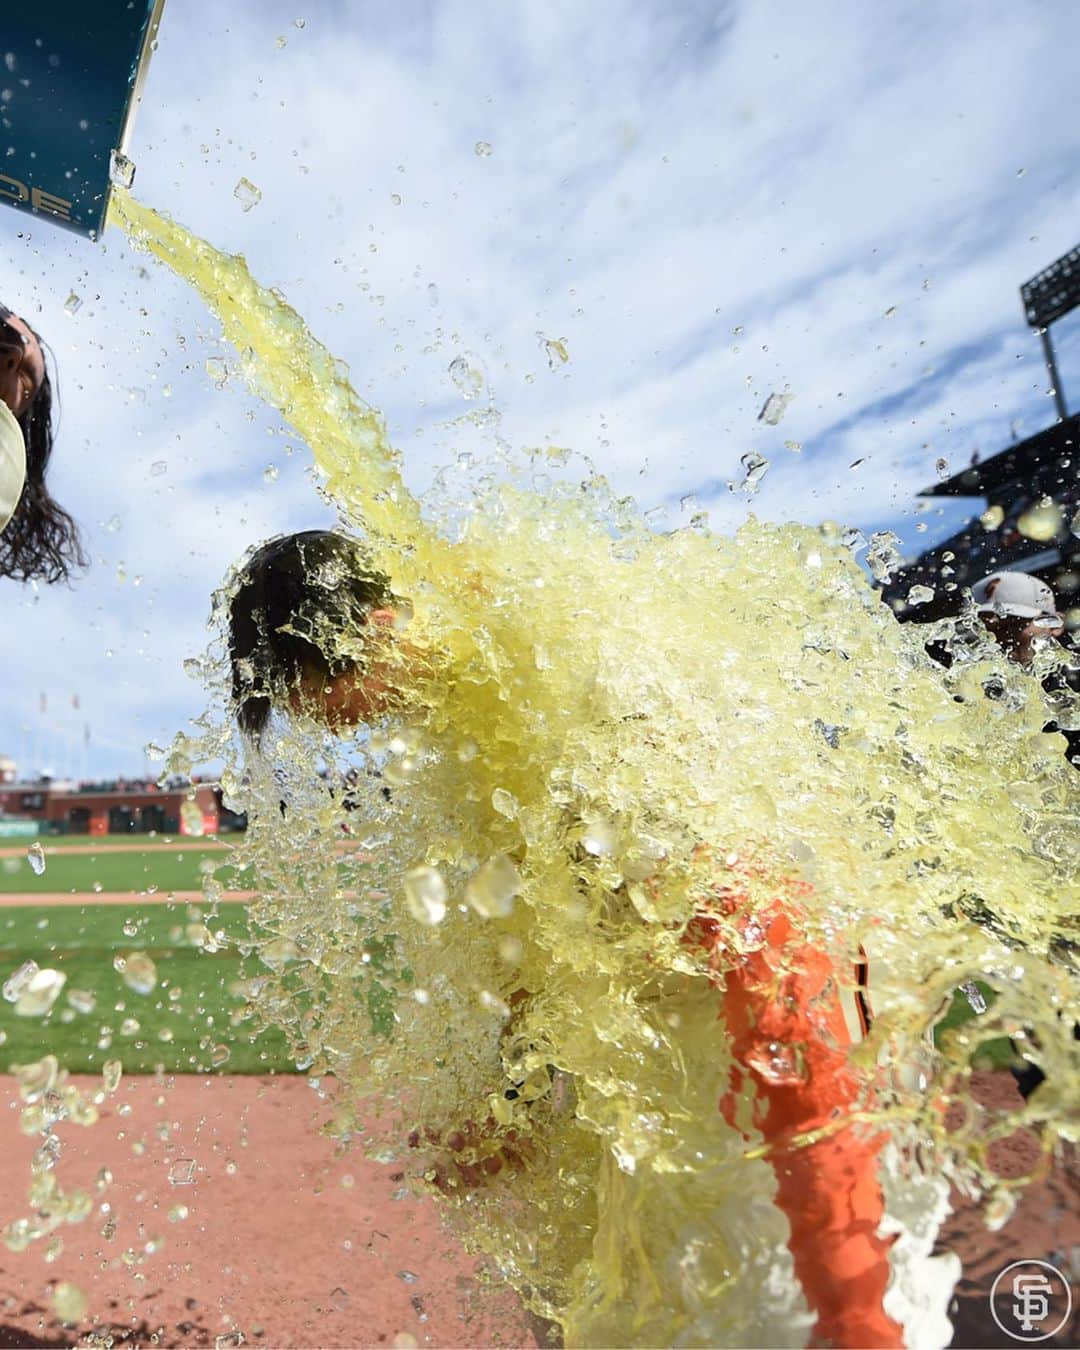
xmin=3 ymin=0 xmax=1080 ymax=778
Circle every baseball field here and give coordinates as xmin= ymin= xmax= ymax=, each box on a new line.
xmin=0 ymin=838 xmax=1074 ymax=1348
xmin=0 ymin=835 xmax=291 ymax=1075
xmin=0 ymin=834 xmax=537 ymax=1348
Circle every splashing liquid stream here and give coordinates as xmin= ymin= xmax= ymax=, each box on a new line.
xmin=105 ymin=189 xmax=1078 ymax=1347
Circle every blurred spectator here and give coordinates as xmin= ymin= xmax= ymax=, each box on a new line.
xmin=969 ymin=572 xmax=1078 ymax=1097
xmin=970 ymin=570 xmax=1079 ymax=772
xmin=970 ymin=571 xmax=1064 ymax=666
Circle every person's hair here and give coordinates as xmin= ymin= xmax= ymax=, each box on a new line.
xmin=227 ymin=529 xmax=391 ymax=737
xmin=0 ymin=304 xmax=86 ymax=583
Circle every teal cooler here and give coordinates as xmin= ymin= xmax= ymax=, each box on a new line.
xmin=0 ymin=0 xmax=164 ymax=240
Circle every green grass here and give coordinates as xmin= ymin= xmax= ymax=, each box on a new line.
xmin=933 ymin=979 xmax=1017 ymax=1071
xmin=14 ymin=833 xmax=221 ymax=849
xmin=0 ymin=844 xmax=252 ymax=895
xmin=0 ymin=901 xmax=294 ymax=1075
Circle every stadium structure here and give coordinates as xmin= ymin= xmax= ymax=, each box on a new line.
xmin=884 ymin=244 xmax=1080 ymax=622
xmin=0 ymin=777 xmax=233 ymax=838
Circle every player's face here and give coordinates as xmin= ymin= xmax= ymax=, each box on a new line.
xmin=0 ymin=314 xmax=45 ymax=419
xmin=984 ymin=612 xmax=1063 ymax=666
xmin=289 ymin=608 xmax=404 ymax=729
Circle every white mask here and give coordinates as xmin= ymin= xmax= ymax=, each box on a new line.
xmin=0 ymin=398 xmax=27 ymax=533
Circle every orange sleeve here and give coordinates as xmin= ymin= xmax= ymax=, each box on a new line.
xmin=691 ymin=897 xmax=904 ymax=1349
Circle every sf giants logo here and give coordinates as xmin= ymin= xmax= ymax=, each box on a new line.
xmin=1013 ymin=1271 xmax=1052 ymax=1332
xmin=990 ymin=1260 xmax=1072 ymax=1342
xmin=0 ymin=173 xmax=73 ymax=222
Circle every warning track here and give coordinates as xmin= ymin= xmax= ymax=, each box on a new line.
xmin=0 ymin=889 xmax=256 ymax=908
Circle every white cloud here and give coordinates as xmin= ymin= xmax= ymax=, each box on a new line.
xmin=2 ymin=0 xmax=1078 ymax=775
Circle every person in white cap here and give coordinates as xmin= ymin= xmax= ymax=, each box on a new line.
xmin=0 ymin=304 xmax=84 ymax=582
xmin=970 ymin=568 xmax=1076 ymax=1097
xmin=970 ymin=570 xmax=1064 ymax=666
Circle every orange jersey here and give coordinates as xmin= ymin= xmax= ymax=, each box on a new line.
xmin=690 ymin=889 xmax=903 ymax=1349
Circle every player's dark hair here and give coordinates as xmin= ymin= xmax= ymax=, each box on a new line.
xmin=0 ymin=305 xmax=86 ymax=583
xmin=226 ymin=529 xmax=391 ymax=737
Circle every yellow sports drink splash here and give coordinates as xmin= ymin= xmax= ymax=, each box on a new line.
xmin=111 ymin=188 xmax=1078 ymax=1347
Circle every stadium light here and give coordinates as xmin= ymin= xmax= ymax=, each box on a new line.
xmin=1020 ymin=244 xmax=1080 ymax=421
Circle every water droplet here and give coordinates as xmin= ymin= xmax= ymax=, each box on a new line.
xmin=841 ymin=526 xmax=867 ymax=554
xmin=539 ymin=334 xmax=569 ymax=369
xmin=581 ymin=817 xmax=618 ymax=857
xmin=448 ymin=354 xmax=483 ymax=399
xmin=1070 ymin=508 xmax=1080 ymax=539
xmin=233 ymin=177 xmax=262 ymax=212
xmin=205 ymin=356 xmax=229 ymax=388
xmin=168 ymin=1158 xmax=196 ymax=1186
xmin=102 ymin=1059 xmax=122 ymax=1094
xmin=210 ymin=1044 xmax=231 ymax=1067
xmin=263 ymin=464 xmax=279 ymax=483
xmin=168 ymin=1203 xmax=188 ymax=1222
xmin=32 ymin=1133 xmax=61 ymax=1173
xmin=118 ymin=952 xmax=157 ymax=996
xmin=109 ymin=151 xmax=136 ymax=189
xmin=758 ymin=389 xmax=793 ymax=425
xmin=63 ymin=292 xmax=82 ymax=316
xmin=390 ymin=192 xmax=402 ymax=206
xmin=474 ymin=140 xmax=493 ymax=157
xmin=980 ymin=504 xmax=1005 ymax=530
xmin=734 ymin=452 xmax=769 ymax=495
xmin=215 ymin=1335 xmax=244 ymax=1350
xmin=427 ymin=282 xmax=439 ymax=307
xmin=746 ymin=1039 xmax=807 ymax=1085
xmin=275 ymin=34 xmax=287 ymax=48
xmin=150 ymin=460 xmax=167 ymax=477
xmin=866 ymin=530 xmax=904 ymax=584
xmin=478 ymin=989 xmax=510 ymax=1018
xmin=13 ymin=967 xmax=65 ymax=1017
xmin=498 ymin=934 xmax=523 ymax=964
xmin=985 ymin=1189 xmax=1017 ymax=1231
xmin=293 ymin=16 xmax=307 ymax=27
xmin=26 ymin=843 xmax=45 ymax=876
xmin=403 ymin=866 xmax=447 ymax=926
xmin=935 ymin=456 xmax=950 ymax=480
xmin=122 ymin=918 xmax=139 ymax=938
xmin=491 ymin=788 xmax=519 ymax=818
xmin=259 ymin=936 xmax=299 ymax=969
xmin=883 ymin=305 xmax=897 ymax=319
xmin=464 ymin=854 xmax=521 ymax=919
xmin=66 ymin=989 xmax=96 ymax=1015
xmin=1017 ymin=498 xmax=1063 ymax=543
xmin=180 ymin=801 xmax=205 ymax=836
xmin=52 ymin=1282 xmax=87 ymax=1325
xmin=397 ymin=1270 xmax=419 ymax=1284
xmin=959 ymin=981 xmax=987 ymax=1015
xmin=331 ymin=1287 xmax=348 ymax=1309
xmin=783 ymin=439 xmax=802 ymax=453
xmin=906 ymin=584 xmax=935 ymax=607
